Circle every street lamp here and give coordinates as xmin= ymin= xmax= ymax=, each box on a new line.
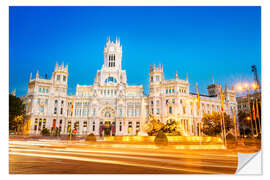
xmin=245 ymin=116 xmax=252 ymax=137
xmin=235 ymin=82 xmax=259 ymax=138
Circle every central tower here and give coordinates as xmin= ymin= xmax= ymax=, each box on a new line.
xmin=103 ymin=37 xmax=122 ymax=70
xmin=94 ymin=37 xmax=127 ymax=85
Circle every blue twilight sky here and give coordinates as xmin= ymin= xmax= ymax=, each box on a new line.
xmin=9 ymin=6 xmax=261 ymax=97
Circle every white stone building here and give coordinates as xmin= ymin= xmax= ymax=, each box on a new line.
xmin=24 ymin=37 xmax=237 ymax=136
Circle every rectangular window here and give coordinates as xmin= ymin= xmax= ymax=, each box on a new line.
xmin=119 ymin=122 xmax=122 ymax=131
xmin=40 ymin=106 xmax=44 ymax=113
xmin=136 ymin=122 xmax=140 ymax=128
xmin=54 ymin=107 xmax=57 ymax=114
xmin=38 ymin=98 xmax=40 ymax=103
xmin=93 ymin=108 xmax=96 ymax=116
xmin=42 ymin=119 xmax=46 ymax=129
xmin=156 ymin=108 xmax=160 ymax=115
xmin=92 ymin=122 xmax=95 ymax=131
xmin=38 ymin=119 xmax=42 ymax=130
xmin=169 ymin=106 xmax=172 ymax=114
xmin=60 ymin=108 xmax=63 ymax=115
xmin=39 ymin=88 xmax=41 ymax=92
xmin=34 ymin=118 xmax=38 ymax=130
xmin=83 ymin=121 xmax=87 ymax=128
xmin=57 ymin=75 xmax=60 ymax=80
xmin=63 ymin=76 xmax=66 ymax=81
xmin=45 ymin=99 xmax=48 ymax=104
xmin=46 ymin=89 xmax=49 ymax=93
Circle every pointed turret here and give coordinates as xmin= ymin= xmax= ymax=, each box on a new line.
xmin=116 ymin=36 xmax=120 ymax=44
xmin=186 ymin=73 xmax=188 ymax=81
xmin=36 ymin=70 xmax=39 ymax=79
xmin=55 ymin=62 xmax=59 ymax=71
xmin=175 ymin=71 xmax=179 ymax=80
xmin=29 ymin=73 xmax=32 ymax=81
xmin=107 ymin=36 xmax=110 ymax=44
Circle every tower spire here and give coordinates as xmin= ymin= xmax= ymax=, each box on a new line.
xmin=212 ymin=72 xmax=215 ymax=84
xmin=186 ymin=72 xmax=188 ymax=81
xmin=36 ymin=70 xmax=39 ymax=79
xmin=29 ymin=72 xmax=32 ymax=81
xmin=175 ymin=71 xmax=179 ymax=80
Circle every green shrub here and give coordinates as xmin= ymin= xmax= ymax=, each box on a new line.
xmin=40 ymin=128 xmax=50 ymax=136
xmin=85 ymin=133 xmax=96 ymax=142
xmin=154 ymin=131 xmax=168 ymax=146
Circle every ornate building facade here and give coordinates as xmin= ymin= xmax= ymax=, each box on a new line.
xmin=24 ymin=37 xmax=237 ymax=136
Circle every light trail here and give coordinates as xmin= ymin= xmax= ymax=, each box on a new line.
xmin=9 ymin=147 xmax=236 ymax=169
xmin=10 ymin=151 xmax=218 ymax=174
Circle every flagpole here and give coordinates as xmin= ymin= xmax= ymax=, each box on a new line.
xmin=247 ymin=89 xmax=254 ymax=138
xmin=222 ymin=112 xmax=227 ymax=146
xmin=219 ymin=86 xmax=226 ymax=147
xmin=196 ymin=82 xmax=201 ymax=145
xmin=233 ymin=110 xmax=237 ymax=143
xmin=256 ymin=99 xmax=261 ymax=135
xmin=253 ymin=101 xmax=258 ymax=136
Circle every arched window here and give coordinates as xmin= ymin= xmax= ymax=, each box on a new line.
xmin=105 ymin=76 xmax=117 ymax=83
xmin=105 ymin=111 xmax=111 ymax=118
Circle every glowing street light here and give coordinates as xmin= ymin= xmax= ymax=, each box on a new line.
xmin=235 ymin=82 xmax=259 ymax=138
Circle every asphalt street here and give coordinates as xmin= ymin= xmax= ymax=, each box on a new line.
xmin=9 ymin=139 xmax=241 ymax=174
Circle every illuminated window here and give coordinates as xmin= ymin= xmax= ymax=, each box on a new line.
xmin=38 ymin=119 xmax=42 ymax=130
xmin=34 ymin=118 xmax=38 ymax=130
xmin=42 ymin=119 xmax=46 ymax=129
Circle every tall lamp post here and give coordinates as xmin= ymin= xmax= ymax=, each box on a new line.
xmin=236 ymin=82 xmax=259 ymax=138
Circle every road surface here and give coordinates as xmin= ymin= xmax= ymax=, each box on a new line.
xmin=9 ymin=139 xmax=241 ymax=174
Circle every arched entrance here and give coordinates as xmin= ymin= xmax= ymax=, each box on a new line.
xmin=101 ymin=106 xmax=116 ymax=136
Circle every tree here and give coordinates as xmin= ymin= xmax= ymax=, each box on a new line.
xmin=237 ymin=110 xmax=250 ymax=136
xmin=9 ymin=94 xmax=26 ymax=134
xmin=14 ymin=115 xmax=24 ymax=134
xmin=201 ymin=111 xmax=233 ymax=136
